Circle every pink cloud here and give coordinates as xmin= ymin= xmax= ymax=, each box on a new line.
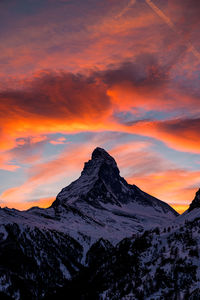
xmin=50 ymin=137 xmax=68 ymax=145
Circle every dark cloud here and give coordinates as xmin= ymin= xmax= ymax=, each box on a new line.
xmin=0 ymin=53 xmax=178 ymax=126
xmin=0 ymin=51 xmax=198 ymax=129
xmin=160 ymin=117 xmax=200 ymax=133
xmin=0 ymin=71 xmax=111 ymax=121
xmin=96 ymin=53 xmax=169 ymax=89
xmin=170 ymin=0 xmax=200 ymax=33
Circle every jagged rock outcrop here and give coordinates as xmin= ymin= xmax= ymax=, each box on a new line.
xmin=188 ymin=189 xmax=200 ymax=212
xmin=53 ymin=148 xmax=178 ymax=216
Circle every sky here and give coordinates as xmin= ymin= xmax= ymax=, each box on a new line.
xmin=0 ymin=0 xmax=199 ymax=213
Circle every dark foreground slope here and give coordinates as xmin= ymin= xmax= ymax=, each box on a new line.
xmin=44 ymin=217 xmax=200 ymax=300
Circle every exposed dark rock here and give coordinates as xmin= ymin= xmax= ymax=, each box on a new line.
xmin=188 ymin=189 xmax=200 ymax=212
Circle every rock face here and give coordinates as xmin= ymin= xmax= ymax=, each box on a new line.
xmin=188 ymin=189 xmax=200 ymax=212
xmin=0 ymin=147 xmax=179 ymax=299
xmin=52 ymin=147 xmax=178 ymax=235
xmin=54 ymin=147 xmax=178 ymax=213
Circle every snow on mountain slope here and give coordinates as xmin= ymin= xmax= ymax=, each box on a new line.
xmin=0 ymin=147 xmax=179 ymax=299
xmin=54 ymin=147 xmax=177 ymax=212
xmin=0 ymin=148 xmax=178 ymax=246
xmin=44 ymin=215 xmax=200 ymax=300
xmin=49 ymin=147 xmax=178 ymax=241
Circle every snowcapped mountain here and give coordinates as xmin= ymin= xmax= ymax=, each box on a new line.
xmin=50 ymin=147 xmax=178 ymax=242
xmin=0 ymin=147 xmax=180 ymax=299
xmin=0 ymin=148 xmax=178 ymax=244
xmin=54 ymin=147 xmax=177 ymax=211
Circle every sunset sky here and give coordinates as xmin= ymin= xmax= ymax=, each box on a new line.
xmin=0 ymin=0 xmax=199 ymax=213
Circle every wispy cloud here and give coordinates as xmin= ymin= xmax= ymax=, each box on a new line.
xmin=0 ymin=0 xmax=199 ymax=210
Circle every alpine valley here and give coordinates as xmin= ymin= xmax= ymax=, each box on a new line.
xmin=0 ymin=148 xmax=200 ymax=300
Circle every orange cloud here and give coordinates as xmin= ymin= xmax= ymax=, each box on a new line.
xmin=0 ymin=0 xmax=199 ymax=212
xmin=0 ymin=197 xmax=55 ymax=211
xmin=1 ymin=138 xmax=199 ymax=213
xmin=0 ymin=143 xmax=97 ymax=205
xmin=0 ymin=162 xmax=19 ymax=172
xmin=128 ymin=169 xmax=200 ymax=206
xmin=50 ymin=137 xmax=68 ymax=145
xmin=16 ymin=135 xmax=48 ymax=146
xmin=104 ymin=64 xmax=199 ymax=114
xmin=0 ymin=0 xmax=198 ymax=83
xmin=0 ymin=152 xmax=20 ymax=172
xmin=119 ymin=118 xmax=200 ymax=154
xmin=0 ymin=65 xmax=199 ymax=162
xmin=0 ymin=0 xmax=161 ymax=77
xmin=0 ymin=71 xmax=112 ymax=151
xmin=0 ymin=139 xmax=156 ymax=206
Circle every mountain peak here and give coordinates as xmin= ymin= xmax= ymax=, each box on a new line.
xmin=92 ymin=147 xmax=113 ymax=161
xmin=52 ymin=147 xmax=178 ymax=218
xmin=81 ymin=147 xmax=118 ymax=177
xmin=188 ymin=188 xmax=200 ymax=212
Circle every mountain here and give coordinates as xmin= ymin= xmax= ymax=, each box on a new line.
xmin=44 ymin=187 xmax=200 ymax=300
xmin=51 ymin=147 xmax=178 ymax=242
xmin=45 ymin=217 xmax=200 ymax=300
xmin=54 ymin=147 xmax=177 ymax=211
xmin=175 ymin=188 xmax=200 ymax=225
xmin=188 ymin=189 xmax=200 ymax=212
xmin=0 ymin=147 xmax=179 ymax=299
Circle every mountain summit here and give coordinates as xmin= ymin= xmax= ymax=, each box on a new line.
xmin=81 ymin=147 xmax=120 ymax=181
xmin=91 ymin=147 xmax=115 ymax=161
xmin=53 ymin=147 xmax=178 ymax=217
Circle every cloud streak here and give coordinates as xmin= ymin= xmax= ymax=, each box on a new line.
xmin=145 ymin=0 xmax=200 ymax=61
xmin=0 ymin=59 xmax=200 ymax=155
